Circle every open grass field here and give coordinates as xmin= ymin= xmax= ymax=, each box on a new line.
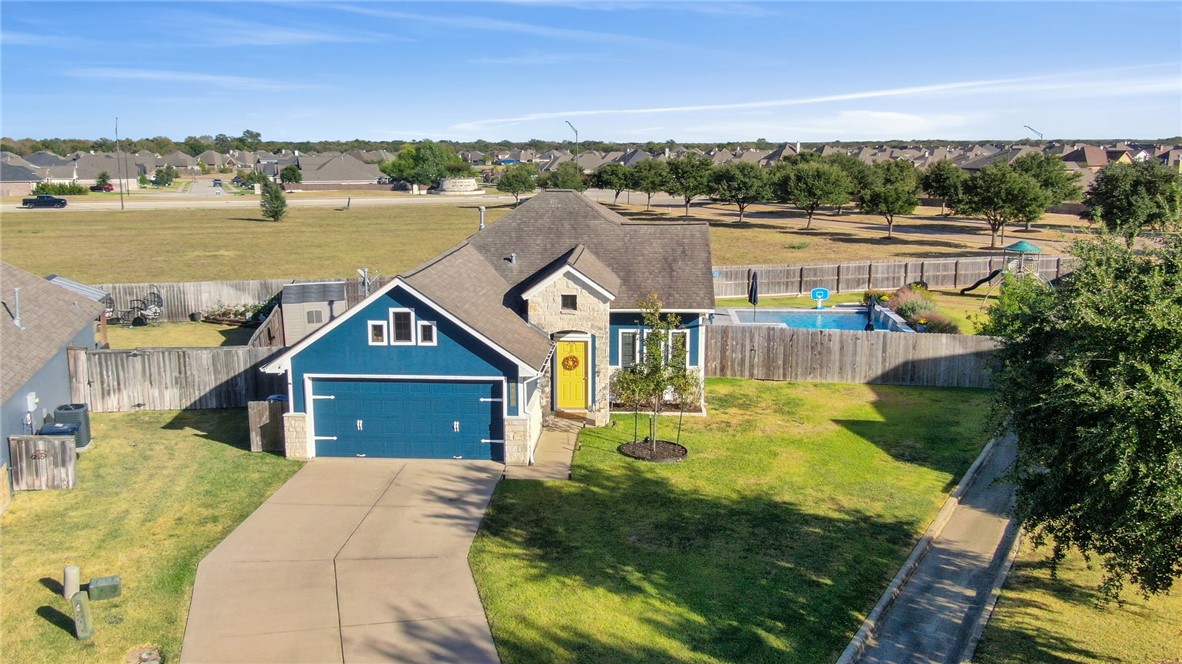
xmin=2 ymin=197 xmax=1090 ymax=285
xmin=0 ymin=410 xmax=302 ymax=664
xmin=974 ymin=540 xmax=1182 ymax=663
xmin=103 ymin=321 xmax=254 ymax=348
xmin=0 ymin=203 xmax=515 ymax=283
xmin=469 ymin=378 xmax=994 ymax=663
xmin=716 ymin=289 xmax=993 ymax=333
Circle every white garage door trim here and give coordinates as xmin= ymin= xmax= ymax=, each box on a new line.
xmin=303 ymin=373 xmax=509 ymax=458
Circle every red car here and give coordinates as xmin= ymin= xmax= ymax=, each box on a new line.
xmin=89 ymin=184 xmax=115 ymax=192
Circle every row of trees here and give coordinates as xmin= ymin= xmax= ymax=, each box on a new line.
xmin=498 ymin=152 xmax=1181 ymax=248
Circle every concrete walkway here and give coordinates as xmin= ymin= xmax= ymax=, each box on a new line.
xmin=502 ymin=424 xmax=578 ymax=481
xmin=855 ymin=435 xmax=1019 ymax=664
xmin=181 ymin=459 xmax=502 ymax=664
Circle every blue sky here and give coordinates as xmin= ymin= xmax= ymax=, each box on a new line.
xmin=2 ymin=1 xmax=1179 ymax=143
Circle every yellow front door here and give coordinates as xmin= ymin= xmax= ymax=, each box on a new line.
xmin=556 ymin=340 xmax=588 ymax=410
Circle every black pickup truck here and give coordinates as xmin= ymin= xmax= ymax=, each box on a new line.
xmin=21 ymin=195 xmax=68 ymax=208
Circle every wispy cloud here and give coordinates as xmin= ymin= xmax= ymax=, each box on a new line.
xmin=334 ymin=4 xmax=669 ymax=48
xmin=494 ymin=1 xmax=774 ymax=17
xmin=470 ymin=51 xmax=611 ymax=66
xmin=185 ymin=16 xmax=407 ymax=47
xmin=70 ymin=68 xmax=314 ymax=93
xmin=1 ymin=31 xmax=63 ymax=46
xmin=450 ymin=65 xmax=1181 ymax=131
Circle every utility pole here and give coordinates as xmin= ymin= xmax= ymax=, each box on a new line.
xmin=565 ymin=120 xmax=579 ymax=178
xmin=115 ymin=117 xmax=126 ymax=210
xmin=1023 ymin=125 xmax=1044 ymax=142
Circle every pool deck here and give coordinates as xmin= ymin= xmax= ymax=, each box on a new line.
xmin=715 ymin=306 xmax=914 ymax=332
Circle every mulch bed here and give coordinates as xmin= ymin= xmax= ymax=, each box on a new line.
xmin=618 ymin=439 xmax=688 ymax=463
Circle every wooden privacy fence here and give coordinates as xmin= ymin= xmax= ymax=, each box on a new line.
xmin=706 ymin=326 xmax=999 ymax=388
xmin=96 ymin=279 xmax=292 ymax=323
xmin=247 ymin=306 xmax=286 ymax=348
xmin=68 ymin=347 xmax=284 ymax=412
xmin=7 ymin=436 xmax=77 ymax=490
xmin=247 ymin=401 xmax=286 ymax=452
xmin=713 ymin=255 xmax=1076 ymax=298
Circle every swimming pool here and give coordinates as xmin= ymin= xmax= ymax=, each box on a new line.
xmin=727 ymin=307 xmax=913 ymax=332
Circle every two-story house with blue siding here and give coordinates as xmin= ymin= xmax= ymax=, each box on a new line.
xmin=262 ymin=190 xmax=714 ymax=465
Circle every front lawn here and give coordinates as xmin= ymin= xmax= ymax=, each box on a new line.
xmin=0 ymin=410 xmax=302 ymax=663
xmin=973 ymin=540 xmax=1182 ymax=663
xmin=469 ymin=379 xmax=993 ymax=663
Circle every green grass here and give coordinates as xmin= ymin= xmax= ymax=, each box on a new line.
xmin=0 ymin=203 xmax=515 ymax=283
xmin=104 ymin=322 xmax=255 ymax=348
xmin=0 ymin=410 xmax=302 ymax=663
xmin=973 ymin=541 xmax=1182 ymax=664
xmin=716 ymin=289 xmax=991 ymax=333
xmin=469 ymin=379 xmax=993 ymax=663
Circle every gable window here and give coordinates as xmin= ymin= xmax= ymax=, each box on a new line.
xmin=561 ymin=294 xmax=577 ymax=311
xmin=620 ymin=330 xmax=639 ymax=368
xmin=390 ymin=309 xmax=414 ymax=345
xmin=418 ymin=321 xmax=437 ymax=346
xmin=306 ymin=309 xmax=323 ymax=325
xmin=368 ymin=321 xmax=387 ymax=346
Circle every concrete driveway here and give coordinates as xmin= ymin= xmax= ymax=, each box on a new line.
xmin=181 ymin=459 xmax=503 ymax=663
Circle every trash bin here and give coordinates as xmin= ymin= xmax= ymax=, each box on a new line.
xmin=38 ymin=421 xmax=86 ymax=451
xmin=54 ymin=403 xmax=91 ymax=448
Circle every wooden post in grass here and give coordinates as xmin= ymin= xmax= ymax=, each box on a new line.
xmin=63 ymin=565 xmax=80 ymax=599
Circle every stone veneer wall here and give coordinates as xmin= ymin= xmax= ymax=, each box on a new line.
xmin=526 ymin=274 xmax=611 ymax=426
xmin=283 ymin=412 xmax=309 ymax=460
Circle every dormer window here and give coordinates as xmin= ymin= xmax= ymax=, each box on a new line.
xmin=561 ymin=294 xmax=577 ymax=311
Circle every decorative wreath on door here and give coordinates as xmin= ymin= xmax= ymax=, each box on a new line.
xmin=561 ymin=355 xmax=580 ymax=371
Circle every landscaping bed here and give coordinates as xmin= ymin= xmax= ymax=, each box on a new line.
xmin=0 ymin=410 xmax=302 ymax=663
xmin=470 ymin=378 xmax=993 ymax=663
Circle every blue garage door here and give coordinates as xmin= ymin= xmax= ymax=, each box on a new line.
xmin=311 ymin=379 xmax=504 ymax=461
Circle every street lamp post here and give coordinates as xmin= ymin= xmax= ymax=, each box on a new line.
xmin=1023 ymin=125 xmax=1044 ymax=142
xmin=565 ymin=120 xmax=579 ymax=177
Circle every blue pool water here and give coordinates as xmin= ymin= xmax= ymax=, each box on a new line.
xmin=731 ymin=308 xmax=909 ymax=331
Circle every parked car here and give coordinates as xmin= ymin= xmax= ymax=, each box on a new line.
xmin=89 ymin=184 xmax=115 ymax=192
xmin=21 ymin=194 xmax=68 ymax=208
xmin=212 ymin=178 xmax=223 ymax=187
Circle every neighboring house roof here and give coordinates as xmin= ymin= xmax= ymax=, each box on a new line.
xmin=1062 ymin=145 xmax=1109 ymax=168
xmin=23 ymin=151 xmax=70 ymax=167
xmin=958 ymin=146 xmax=1040 ymax=171
xmin=1 ymin=152 xmax=35 ymax=168
xmin=1 ymin=162 xmax=41 ymax=183
xmin=1159 ymin=149 xmax=1182 ymax=168
xmin=72 ymin=153 xmax=126 ymax=180
xmin=0 ymin=263 xmax=106 ymax=403
xmin=295 ymin=154 xmax=382 ymax=183
xmin=197 ymin=150 xmax=225 ymax=167
xmin=160 ymin=151 xmax=198 ymax=168
xmin=618 ymin=150 xmax=651 ymax=168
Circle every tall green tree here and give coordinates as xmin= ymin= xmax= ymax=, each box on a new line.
xmin=537 ymin=161 xmax=587 ymax=191
xmin=280 ymin=164 xmax=302 ymax=184
xmin=665 ymin=153 xmax=714 ymax=216
xmin=921 ymin=159 xmax=967 ymax=216
xmin=1013 ymin=152 xmax=1083 ymax=230
xmin=954 ymin=163 xmax=1045 ymax=248
xmin=380 ymin=142 xmax=464 ymax=187
xmin=239 ymin=129 xmax=262 ymax=149
xmin=772 ymin=162 xmax=851 ymax=229
xmin=823 ymin=153 xmax=877 ymax=214
xmin=980 ymin=236 xmax=1182 ymax=597
xmin=628 ymin=159 xmax=671 ymax=211
xmin=1084 ymin=160 xmax=1182 ymax=245
xmin=153 ymin=164 xmax=178 ymax=187
xmin=497 ymin=163 xmax=536 ymax=206
xmin=861 ymin=182 xmax=919 ymax=239
xmin=95 ymin=171 xmax=111 ymax=189
xmin=710 ymin=161 xmax=771 ymax=223
xmin=591 ymin=162 xmax=630 ymax=204
xmin=260 ymin=181 xmax=287 ymax=222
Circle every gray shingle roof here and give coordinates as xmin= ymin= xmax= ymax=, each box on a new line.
xmin=399 ymin=190 xmax=713 ymax=369
xmin=1 ymin=162 xmax=41 ymax=183
xmin=1 ymin=263 xmax=106 ymax=403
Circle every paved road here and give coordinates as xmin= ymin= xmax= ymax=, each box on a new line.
xmin=857 ymin=435 xmax=1019 ymax=664
xmin=181 ymin=459 xmax=502 ymax=664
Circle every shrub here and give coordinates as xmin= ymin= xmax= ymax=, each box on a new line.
xmin=914 ymin=312 xmax=960 ymax=334
xmin=863 ymin=290 xmax=891 ymax=305
xmin=33 ymin=182 xmax=87 ymax=195
xmin=893 ymin=296 xmax=938 ymax=321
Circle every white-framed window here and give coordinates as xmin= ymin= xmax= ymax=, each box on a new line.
xmin=389 ymin=308 xmax=415 ymax=345
xmin=368 ymin=321 xmax=388 ymax=346
xmin=418 ymin=320 xmax=437 ymax=346
xmin=619 ymin=330 xmax=640 ymax=368
xmin=667 ymin=329 xmax=690 ymax=366
xmin=306 ymin=309 xmax=323 ymax=325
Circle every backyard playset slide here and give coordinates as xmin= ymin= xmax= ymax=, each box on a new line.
xmin=960 ymin=269 xmax=1003 ymax=294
